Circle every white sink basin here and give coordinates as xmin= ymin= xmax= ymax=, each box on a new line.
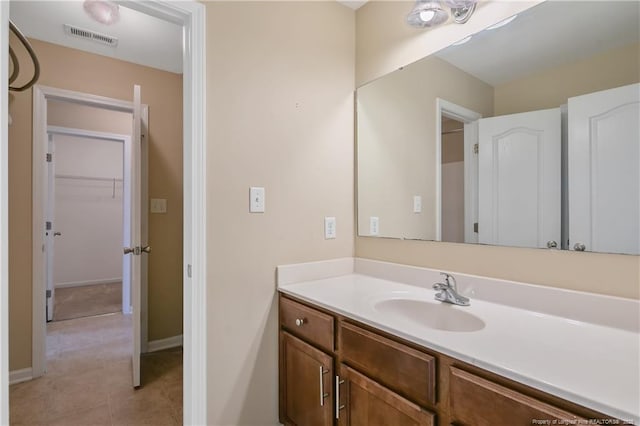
xmin=374 ymin=298 xmax=485 ymax=332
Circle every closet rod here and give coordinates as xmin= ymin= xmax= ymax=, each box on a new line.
xmin=442 ymin=128 xmax=464 ymax=135
xmin=55 ymin=174 xmax=123 ymax=182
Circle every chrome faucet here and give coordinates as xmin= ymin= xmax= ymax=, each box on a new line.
xmin=433 ymin=273 xmax=470 ymax=306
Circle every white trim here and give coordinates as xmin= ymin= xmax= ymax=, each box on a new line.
xmin=435 ymin=98 xmax=482 ymax=243
xmin=55 ymin=278 xmax=122 ymax=289
xmin=147 ymin=335 xmax=184 ymax=353
xmin=1 ymin=2 xmax=10 ymax=423
xmin=9 ymin=368 xmax=33 ymax=386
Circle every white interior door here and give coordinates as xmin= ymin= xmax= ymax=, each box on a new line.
xmin=123 ymin=84 xmax=143 ymax=388
xmin=45 ymin=133 xmax=55 ymax=322
xmin=568 ymin=83 xmax=640 ymax=254
xmin=478 ymin=108 xmax=561 ymax=248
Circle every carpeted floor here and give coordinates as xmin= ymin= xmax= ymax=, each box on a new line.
xmin=54 ymin=282 xmax=123 ymax=321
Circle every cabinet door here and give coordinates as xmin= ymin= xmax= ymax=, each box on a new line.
xmin=280 ymin=332 xmax=334 ymax=426
xmin=337 ymin=364 xmax=434 ymax=426
xmin=449 ymin=367 xmax=585 ymax=426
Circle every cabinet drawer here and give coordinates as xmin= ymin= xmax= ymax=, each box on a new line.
xmin=449 ymin=367 xmax=585 ymax=426
xmin=339 ymin=322 xmax=436 ymax=407
xmin=280 ymin=296 xmax=334 ymax=352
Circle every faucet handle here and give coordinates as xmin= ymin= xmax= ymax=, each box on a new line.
xmin=439 ymin=272 xmax=457 ymax=289
xmin=433 ymin=282 xmax=447 ymax=291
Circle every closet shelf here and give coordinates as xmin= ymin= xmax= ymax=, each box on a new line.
xmin=55 ymin=174 xmax=123 ymax=182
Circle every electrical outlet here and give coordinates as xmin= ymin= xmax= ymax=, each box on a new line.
xmin=324 ymin=217 xmax=336 ymax=239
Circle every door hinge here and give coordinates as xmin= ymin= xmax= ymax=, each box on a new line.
xmin=46 ymin=153 xmax=53 ymax=162
xmin=46 ymin=290 xmax=52 ymax=298
xmin=473 ymin=222 xmax=479 ymax=233
xmin=473 ymin=144 xmax=479 ymax=154
xmin=187 ymin=264 xmax=192 ymax=278
xmin=46 ymin=221 xmax=52 ymax=230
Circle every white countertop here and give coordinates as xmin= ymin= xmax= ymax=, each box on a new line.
xmin=277 ymin=259 xmax=640 ymax=423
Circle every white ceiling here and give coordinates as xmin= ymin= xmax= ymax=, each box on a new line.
xmin=10 ymin=0 xmax=183 ymax=74
xmin=435 ymin=1 xmax=640 ymax=86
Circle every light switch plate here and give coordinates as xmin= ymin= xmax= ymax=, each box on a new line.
xmin=250 ymin=187 xmax=265 ymax=213
xmin=413 ymin=195 xmax=422 ymax=213
xmin=150 ymin=198 xmax=167 ymax=214
xmin=324 ymin=217 xmax=336 ymax=239
xmin=370 ymin=216 xmax=379 ymax=236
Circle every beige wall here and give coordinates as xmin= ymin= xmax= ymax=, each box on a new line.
xmin=357 ymin=56 xmax=492 ymax=239
xmin=205 ymin=2 xmax=354 ymax=423
xmin=48 ymin=101 xmax=132 ymax=135
xmin=355 ymin=1 xmax=639 ymax=299
xmin=8 ymin=39 xmax=183 ymax=370
xmin=494 ymin=42 xmax=640 ymax=115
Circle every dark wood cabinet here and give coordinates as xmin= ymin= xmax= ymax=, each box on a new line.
xmin=340 ymin=322 xmax=437 ymax=408
xmin=337 ymin=364 xmax=435 ymax=426
xmin=280 ymin=332 xmax=334 ymax=426
xmin=448 ymin=367 xmax=585 ymax=426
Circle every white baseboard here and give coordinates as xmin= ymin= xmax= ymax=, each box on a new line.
xmin=55 ymin=278 xmax=122 ymax=288
xmin=9 ymin=368 xmax=33 ymax=385
xmin=147 ymin=335 xmax=183 ymax=353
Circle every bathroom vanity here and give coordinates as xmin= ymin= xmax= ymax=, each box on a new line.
xmin=277 ymin=258 xmax=639 ymax=425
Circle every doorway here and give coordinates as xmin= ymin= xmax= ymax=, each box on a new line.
xmin=440 ymin=116 xmax=466 ymax=243
xmin=436 ymin=98 xmax=482 ymax=244
xmin=46 ymin=125 xmax=130 ymax=322
xmin=1 ymin=2 xmax=207 ymax=424
xmin=32 ymin=86 xmax=149 ymax=385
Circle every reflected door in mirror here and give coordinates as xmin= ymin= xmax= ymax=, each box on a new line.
xmin=478 ymin=108 xmax=561 ymax=249
xmin=568 ymin=83 xmax=640 ymax=255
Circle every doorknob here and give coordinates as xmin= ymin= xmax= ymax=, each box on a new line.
xmin=53 ymin=232 xmax=62 ymax=237
xmin=123 ymin=247 xmax=135 ymax=255
xmin=141 ymin=246 xmax=151 ymax=254
xmin=546 ymin=240 xmax=557 ymax=249
xmin=573 ymin=242 xmax=586 ymax=251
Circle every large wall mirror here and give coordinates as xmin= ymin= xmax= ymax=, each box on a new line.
xmin=357 ymin=0 xmax=639 ymax=255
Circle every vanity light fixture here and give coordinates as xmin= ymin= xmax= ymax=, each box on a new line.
xmin=83 ymin=0 xmax=120 ymax=25
xmin=407 ymin=0 xmax=478 ymax=29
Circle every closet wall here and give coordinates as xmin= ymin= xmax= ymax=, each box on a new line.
xmin=52 ymin=134 xmax=124 ymax=288
xmin=49 ymin=102 xmax=130 ymax=288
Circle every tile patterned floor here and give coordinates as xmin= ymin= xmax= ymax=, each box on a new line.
xmin=9 ymin=313 xmax=183 ymax=425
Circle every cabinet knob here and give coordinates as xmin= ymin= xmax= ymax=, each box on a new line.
xmin=295 ymin=318 xmax=306 ymax=327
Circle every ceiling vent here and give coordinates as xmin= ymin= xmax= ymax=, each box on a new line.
xmin=63 ymin=24 xmax=118 ymax=47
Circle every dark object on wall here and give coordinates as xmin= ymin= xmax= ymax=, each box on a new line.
xmin=9 ymin=20 xmax=40 ymax=92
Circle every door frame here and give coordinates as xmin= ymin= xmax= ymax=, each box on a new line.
xmin=45 ymin=125 xmax=132 ymax=317
xmin=33 ymin=86 xmax=148 ymax=374
xmin=1 ymin=1 xmax=10 ymax=421
xmin=1 ymin=2 xmax=207 ymax=425
xmin=435 ymin=98 xmax=482 ymax=242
